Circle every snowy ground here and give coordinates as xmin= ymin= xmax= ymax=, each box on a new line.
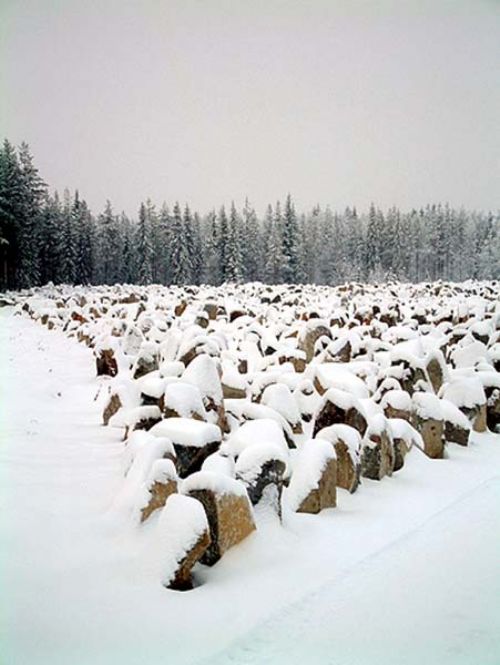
xmin=1 ymin=307 xmax=499 ymax=665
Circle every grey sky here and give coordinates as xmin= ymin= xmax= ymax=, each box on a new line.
xmin=1 ymin=0 xmax=499 ymax=216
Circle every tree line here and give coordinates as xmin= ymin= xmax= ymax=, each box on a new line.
xmin=1 ymin=139 xmax=499 ymax=290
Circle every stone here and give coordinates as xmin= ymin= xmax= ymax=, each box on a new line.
xmin=485 ymin=388 xmax=500 ymax=432
xmin=95 ymin=348 xmax=118 ymax=377
xmin=183 ymin=472 xmax=256 ymax=566
xmin=159 ymin=494 xmax=211 ymax=591
xmin=297 ymin=458 xmax=337 ymax=514
xmin=315 ymin=424 xmax=361 ymax=493
xmin=235 ymin=443 xmax=287 ymax=518
xmin=412 ymin=415 xmax=444 ymax=459
xmin=444 ymin=421 xmax=470 ymax=446
xmin=298 ymin=321 xmax=332 ymax=363
xmin=133 ymin=345 xmax=159 ymax=379
xmin=288 ymin=439 xmax=337 ymax=514
xmin=140 ymin=459 xmax=178 ymax=522
xmin=392 ymin=437 xmax=410 ymax=471
xmin=361 ymin=416 xmax=394 ymax=480
xmin=425 ymin=355 xmax=444 ymax=393
xmin=312 ymin=388 xmax=368 ymax=438
xmin=150 ymin=418 xmax=222 ymax=478
xmin=124 ymin=406 xmax=162 ymax=439
xmin=102 ymin=391 xmax=122 ymax=425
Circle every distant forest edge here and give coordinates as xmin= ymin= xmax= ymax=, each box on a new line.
xmin=1 ymin=139 xmax=499 ymax=291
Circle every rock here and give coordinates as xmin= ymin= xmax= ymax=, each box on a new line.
xmin=195 ymin=312 xmax=209 ymax=329
xmin=140 ymin=459 xmax=178 ymax=522
xmin=298 ymin=320 xmax=332 ymax=363
xmin=441 ymin=399 xmax=471 ymax=446
xmin=278 ymin=349 xmax=306 ymax=373
xmin=235 ymin=443 xmax=288 ymax=517
xmin=486 ymin=387 xmax=500 ymax=432
xmin=361 ymin=415 xmax=394 ymax=480
xmin=174 ymin=300 xmax=188 ymax=317
xmin=287 ymin=439 xmax=337 ymax=514
xmin=312 ymin=388 xmax=368 ymax=438
xmin=439 ymin=377 xmax=487 ymax=433
xmin=381 ymin=389 xmax=412 ymax=422
xmin=261 ymin=383 xmax=303 ymax=435
xmin=163 ymin=382 xmax=207 ymax=421
xmin=316 ymin=423 xmax=361 ymax=493
xmin=96 ymin=347 xmax=118 ymax=377
xmin=411 ymin=393 xmax=445 ymax=459
xmin=150 ymin=418 xmax=222 ymax=478
xmin=133 ymin=342 xmax=159 ymax=379
xmin=124 ymin=406 xmax=162 ymax=439
xmin=102 ymin=391 xmax=122 ymax=425
xmin=425 ymin=353 xmax=445 ymax=393
xmin=158 ymin=494 xmax=211 ymax=591
xmin=203 ymin=302 xmax=218 ymax=320
xmin=183 ymin=472 xmax=256 ymax=566
xmin=387 ymin=418 xmax=422 ymax=472
xmin=182 ymin=354 xmax=228 ymax=433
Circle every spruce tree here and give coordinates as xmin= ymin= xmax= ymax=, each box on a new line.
xmin=136 ymin=202 xmax=154 ymax=285
xmin=225 ymin=202 xmax=243 ymax=283
xmin=282 ymin=194 xmax=300 ymax=283
xmin=170 ymin=201 xmax=193 ymax=284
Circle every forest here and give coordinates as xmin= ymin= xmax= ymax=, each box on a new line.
xmin=1 ymin=138 xmax=499 ymax=291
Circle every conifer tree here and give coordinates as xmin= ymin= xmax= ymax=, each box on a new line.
xmin=170 ymin=201 xmax=193 ymax=284
xmin=136 ymin=201 xmax=154 ymax=285
xmin=282 ymin=194 xmax=300 ymax=283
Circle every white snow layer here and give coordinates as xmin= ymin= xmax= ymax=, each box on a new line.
xmin=156 ymin=494 xmax=209 ymax=586
xmin=150 ymin=417 xmax=221 ymax=447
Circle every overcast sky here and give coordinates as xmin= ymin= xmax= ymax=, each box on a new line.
xmin=1 ymin=0 xmax=499 ymax=216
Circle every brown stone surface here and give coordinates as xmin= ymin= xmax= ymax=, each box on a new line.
xmin=361 ymin=431 xmax=394 ymax=480
xmin=392 ymin=438 xmax=410 ymax=472
xmin=313 ymin=397 xmax=367 ymax=438
xmin=102 ymin=392 xmax=122 ymax=426
xmin=334 ymin=441 xmax=360 ymax=492
xmin=167 ymin=529 xmax=211 ymax=591
xmin=186 ymin=490 xmax=256 ymax=566
xmin=297 ymin=458 xmax=337 ymax=514
xmin=413 ymin=416 xmax=444 ymax=459
xmin=459 ymin=404 xmax=487 ymax=433
xmin=141 ymin=479 xmax=178 ymax=522
xmin=222 ymin=383 xmax=247 ymax=399
xmin=299 ymin=324 xmax=332 ymax=363
xmin=444 ymin=422 xmax=470 ymax=446
xmin=426 ymin=357 xmax=444 ymax=393
xmin=96 ymin=348 xmax=118 ymax=377
xmin=383 ymin=405 xmax=411 ymax=422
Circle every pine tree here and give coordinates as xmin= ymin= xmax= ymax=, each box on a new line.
xmin=136 ymin=202 xmax=154 ymax=285
xmin=0 ymin=140 xmax=24 ymax=288
xmin=202 ymin=209 xmax=220 ymax=285
xmin=217 ymin=205 xmax=229 ymax=283
xmin=17 ymin=142 xmax=46 ymax=287
xmin=73 ymin=191 xmax=94 ymax=285
xmin=170 ymin=201 xmax=193 ymax=284
xmin=225 ymin=202 xmax=243 ymax=283
xmin=264 ymin=202 xmax=285 ymax=284
xmin=59 ymin=189 xmax=76 ymax=284
xmin=96 ymin=200 xmax=120 ymax=284
xmin=241 ymin=198 xmax=262 ymax=281
xmin=157 ymin=204 xmax=171 ymax=284
xmin=119 ymin=214 xmax=136 ymax=283
xmin=365 ymin=203 xmax=384 ymax=281
xmin=282 ymin=194 xmax=300 ymax=283
xmin=183 ymin=204 xmax=197 ymax=284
